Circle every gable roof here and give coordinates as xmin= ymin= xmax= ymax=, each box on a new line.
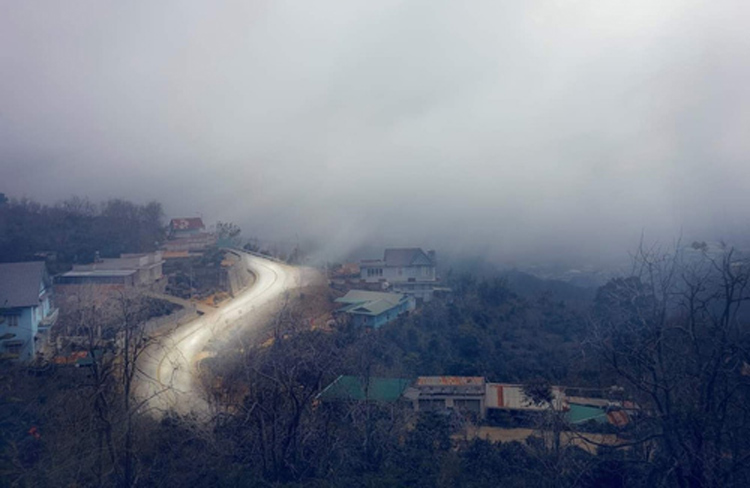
xmin=384 ymin=248 xmax=434 ymax=267
xmin=0 ymin=262 xmax=48 ymax=308
xmin=336 ymin=290 xmax=405 ymax=305
xmin=170 ymin=218 xmax=205 ymax=231
xmin=352 ymin=299 xmax=396 ymax=316
xmin=335 ymin=290 xmax=407 ymax=316
xmin=317 ymin=375 xmax=412 ymax=402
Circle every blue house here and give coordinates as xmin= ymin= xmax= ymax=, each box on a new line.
xmin=0 ymin=262 xmax=58 ymax=361
xmin=335 ymin=290 xmax=415 ymax=328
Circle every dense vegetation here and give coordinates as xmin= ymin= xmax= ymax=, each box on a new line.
xmin=2 ymin=196 xmax=750 ymax=486
xmin=0 ymin=196 xmax=165 ymax=270
xmin=381 ymin=276 xmax=595 ymax=384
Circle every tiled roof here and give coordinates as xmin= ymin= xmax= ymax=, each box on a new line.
xmin=0 ymin=262 xmax=47 ymax=308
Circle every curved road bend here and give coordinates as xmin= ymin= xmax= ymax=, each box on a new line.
xmin=135 ymin=252 xmax=302 ymax=418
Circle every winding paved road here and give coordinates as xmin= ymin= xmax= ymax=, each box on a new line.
xmin=136 ymin=252 xmax=303 ymax=418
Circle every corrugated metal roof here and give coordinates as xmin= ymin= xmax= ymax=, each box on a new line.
xmin=351 ymin=299 xmax=395 ymax=316
xmin=60 ymin=270 xmax=136 ymax=277
xmin=566 ymin=404 xmax=608 ymax=424
xmin=317 ymin=375 xmax=411 ymax=402
xmin=335 ymin=290 xmax=407 ymax=316
xmin=336 ymin=290 xmax=404 ymax=305
xmin=0 ymin=262 xmax=47 ymax=308
xmin=417 ymin=376 xmax=484 ymax=386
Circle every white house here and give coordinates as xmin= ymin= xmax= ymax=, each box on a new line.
xmin=360 ymin=248 xmax=437 ymax=301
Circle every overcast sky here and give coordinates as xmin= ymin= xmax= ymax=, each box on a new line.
xmin=2 ymin=1 xmax=750 ymax=265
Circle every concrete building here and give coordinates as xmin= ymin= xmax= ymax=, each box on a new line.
xmin=162 ymin=233 xmax=217 ymax=253
xmin=164 ymin=218 xmax=217 ymax=253
xmin=335 ymin=290 xmax=415 ymax=328
xmin=408 ymin=376 xmax=487 ymax=418
xmin=0 ymin=262 xmax=58 ymax=361
xmin=56 ymin=252 xmax=165 ymax=291
xmin=360 ymin=248 xmax=437 ymax=301
xmin=169 ymin=217 xmax=206 ymax=238
xmin=408 ymin=378 xmax=567 ymax=420
xmin=485 ymin=383 xmax=566 ymax=412
xmin=316 ymin=374 xmax=632 ymax=427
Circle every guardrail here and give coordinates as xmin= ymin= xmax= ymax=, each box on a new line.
xmin=222 ymin=247 xmax=287 ymax=265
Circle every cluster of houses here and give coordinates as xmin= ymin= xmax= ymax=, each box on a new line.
xmin=0 ymin=251 xmax=168 ymax=362
xmin=324 ymin=252 xmax=634 ymax=428
xmin=317 ymin=375 xmax=633 ymax=427
xmin=332 ymin=247 xmax=441 ymax=329
xmin=0 ymin=216 xmax=220 ymax=362
xmin=3 ymin=233 xmax=440 ymax=361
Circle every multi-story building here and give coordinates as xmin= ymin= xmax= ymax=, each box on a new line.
xmin=0 ymin=262 xmax=58 ymax=361
xmin=169 ymin=218 xmax=206 ymax=238
xmin=359 ymin=248 xmax=437 ymax=301
xmin=163 ymin=217 xmax=217 ymax=253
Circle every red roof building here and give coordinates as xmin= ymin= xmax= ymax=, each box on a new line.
xmin=169 ymin=218 xmax=206 ymax=237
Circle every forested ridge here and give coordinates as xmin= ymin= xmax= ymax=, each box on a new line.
xmin=0 ymin=196 xmax=165 ymax=270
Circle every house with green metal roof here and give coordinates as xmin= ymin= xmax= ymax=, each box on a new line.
xmin=316 ymin=375 xmax=412 ymax=403
xmin=335 ymin=290 xmax=415 ymax=328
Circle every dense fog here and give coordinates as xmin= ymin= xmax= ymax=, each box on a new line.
xmin=3 ymin=1 xmax=750 ymax=265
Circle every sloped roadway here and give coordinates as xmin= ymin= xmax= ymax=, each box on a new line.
xmin=135 ymin=251 xmax=302 ymax=418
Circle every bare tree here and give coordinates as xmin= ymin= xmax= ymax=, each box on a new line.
xmin=590 ymin=242 xmax=750 ymax=487
xmin=57 ymin=287 xmax=165 ymax=487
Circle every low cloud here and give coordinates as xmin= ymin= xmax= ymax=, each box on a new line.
xmin=3 ymin=0 xmax=750 ymax=266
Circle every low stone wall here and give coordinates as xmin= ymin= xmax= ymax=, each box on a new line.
xmin=143 ymin=305 xmax=197 ymax=334
xmin=224 ymin=251 xmax=255 ymax=296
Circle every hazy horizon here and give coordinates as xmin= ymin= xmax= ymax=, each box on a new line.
xmin=4 ymin=1 xmax=750 ymax=266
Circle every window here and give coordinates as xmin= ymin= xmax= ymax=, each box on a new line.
xmin=366 ymin=268 xmax=383 ymax=278
xmin=5 ymin=341 xmax=23 ymax=355
xmin=6 ymin=315 xmax=19 ymax=327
